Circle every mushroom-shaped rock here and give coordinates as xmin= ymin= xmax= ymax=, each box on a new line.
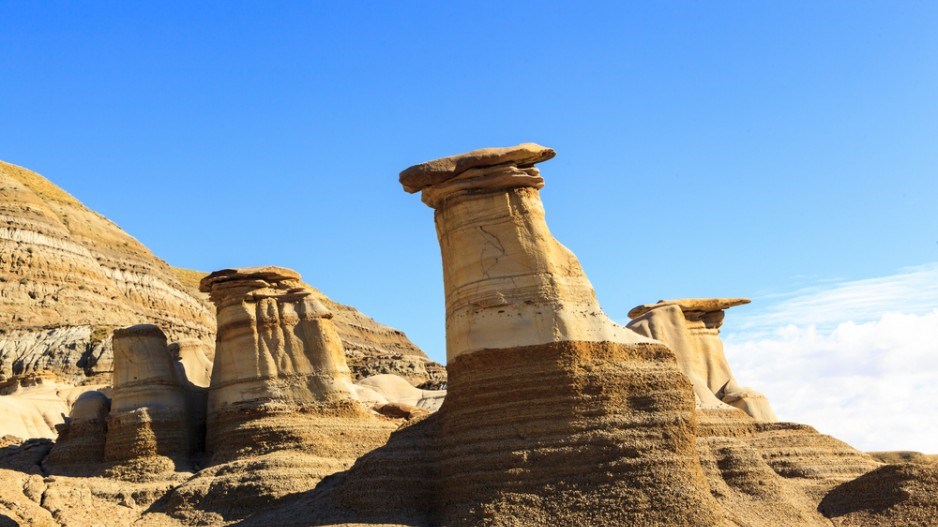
xmin=399 ymin=143 xmax=656 ymax=361
xmin=389 ymin=144 xmax=722 ymax=526
xmin=400 ymin=142 xmax=556 ymax=194
xmin=626 ymin=298 xmax=777 ymax=421
xmin=199 ymin=266 xmax=396 ymax=470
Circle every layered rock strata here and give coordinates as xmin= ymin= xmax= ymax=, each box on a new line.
xmin=200 ymin=267 xmax=359 ymax=458
xmin=628 ymin=298 xmax=777 ymax=420
xmin=170 ymin=266 xmax=398 ymax=518
xmin=394 ymin=143 xmax=724 ymax=525
xmin=103 ymin=325 xmax=193 ymax=472
xmin=44 ymin=390 xmax=110 ymax=475
xmin=0 ymin=160 xmax=442 ymax=392
xmin=0 ymin=161 xmax=215 ymax=383
xmin=694 ymin=407 xmax=882 ymax=526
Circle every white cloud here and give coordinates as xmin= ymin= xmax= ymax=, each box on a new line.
xmin=723 ymin=265 xmax=938 ymax=453
xmin=735 ymin=262 xmax=938 ymax=337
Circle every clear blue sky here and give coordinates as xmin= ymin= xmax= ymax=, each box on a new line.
xmin=2 ymin=2 xmax=936 ymax=364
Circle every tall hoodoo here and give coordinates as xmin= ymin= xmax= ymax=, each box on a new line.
xmin=400 ymin=144 xmax=723 ymax=525
xmin=627 ymin=298 xmax=777 ymax=421
xmin=104 ymin=324 xmax=191 ymax=469
xmin=401 ymin=143 xmax=656 ymax=361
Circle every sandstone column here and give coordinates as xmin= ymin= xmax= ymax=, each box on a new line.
xmin=627 ymin=298 xmax=778 ymax=421
xmin=199 ymin=267 xmax=394 ymax=467
xmin=401 ymin=143 xmax=658 ymax=360
xmin=103 ymin=324 xmax=191 ymax=472
xmin=400 ymin=144 xmax=724 ymax=525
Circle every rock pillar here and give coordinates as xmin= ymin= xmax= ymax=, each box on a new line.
xmin=627 ymin=298 xmax=777 ymax=421
xmin=199 ymin=267 xmax=394 ymax=467
xmin=400 ymin=144 xmax=723 ymax=525
xmin=104 ymin=324 xmax=191 ymax=471
xmin=45 ymin=390 xmax=110 ymax=475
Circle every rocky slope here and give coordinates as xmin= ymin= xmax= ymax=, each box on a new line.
xmin=0 ymin=161 xmax=443 ymax=394
xmin=0 ymin=161 xmax=215 ymax=383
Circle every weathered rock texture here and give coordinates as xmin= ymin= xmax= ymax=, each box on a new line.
xmin=199 ymin=267 xmax=361 ymax=458
xmin=0 ymin=161 xmax=215 ymax=383
xmin=0 ymin=372 xmax=103 ymax=440
xmin=44 ymin=390 xmax=110 ymax=475
xmin=403 ymin=143 xmax=658 ymax=361
xmin=627 ymin=298 xmax=777 ymax=420
xmin=355 ymin=374 xmax=446 ymax=412
xmin=154 ymin=266 xmax=401 ymax=521
xmin=0 ymin=149 xmax=933 ymax=526
xmin=249 ymin=142 xmax=929 ymax=527
xmin=0 ymin=160 xmax=443 ymax=441
xmin=103 ymin=325 xmax=193 ymax=474
xmin=380 ymin=143 xmax=718 ymax=525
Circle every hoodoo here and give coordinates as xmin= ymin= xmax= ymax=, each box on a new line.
xmin=198 ymin=266 xmax=382 ymax=461
xmin=44 ymin=390 xmax=110 ymax=475
xmin=627 ymin=297 xmax=777 ymax=420
xmin=179 ymin=266 xmax=398 ymax=518
xmin=401 ymin=143 xmax=659 ymax=359
xmin=104 ymin=324 xmax=192 ymax=471
xmin=399 ymin=143 xmax=723 ymax=525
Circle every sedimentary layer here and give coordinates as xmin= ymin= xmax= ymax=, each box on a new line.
xmin=0 ymin=160 xmax=442 ymax=390
xmin=437 ymin=340 xmax=723 ymax=526
xmin=0 ymin=161 xmax=215 ymax=382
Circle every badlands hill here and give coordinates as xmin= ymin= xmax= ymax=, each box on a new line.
xmin=0 ymin=147 xmax=933 ymax=527
xmin=0 ymin=161 xmax=443 ymax=439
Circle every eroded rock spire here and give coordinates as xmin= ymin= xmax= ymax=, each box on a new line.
xmin=398 ymin=144 xmax=722 ymax=525
xmin=104 ymin=324 xmax=193 ymax=473
xmin=198 ymin=266 xmax=369 ymax=461
xmin=401 ymin=143 xmax=655 ymax=361
xmin=627 ymin=297 xmax=777 ymax=421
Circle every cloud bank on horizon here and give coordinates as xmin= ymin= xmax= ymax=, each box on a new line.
xmin=724 ymin=263 xmax=938 ymax=453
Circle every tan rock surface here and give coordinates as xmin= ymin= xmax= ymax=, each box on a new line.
xmin=399 ymin=142 xmax=556 ymax=193
xmin=0 ymin=160 xmax=443 ymax=394
xmin=104 ymin=325 xmax=193 ymax=472
xmin=0 ymin=161 xmax=215 ymax=384
xmin=150 ymin=266 xmax=401 ymax=522
xmin=0 ymin=149 xmax=932 ymax=526
xmin=168 ymin=338 xmax=212 ymax=389
xmin=627 ymin=297 xmax=777 ymax=420
xmin=341 ymin=143 xmax=718 ymax=526
xmin=400 ymin=144 xmax=656 ymax=362
xmin=868 ymin=451 xmax=938 ymax=465
xmin=200 ymin=267 xmax=359 ymax=432
xmin=0 ymin=373 xmax=103 ymax=440
xmin=44 ymin=390 xmax=109 ymax=475
xmin=820 ymin=463 xmax=938 ymax=526
xmin=355 ymin=374 xmax=445 ymax=412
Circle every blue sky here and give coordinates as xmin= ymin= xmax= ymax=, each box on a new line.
xmin=1 ymin=2 xmax=936 ymax=448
